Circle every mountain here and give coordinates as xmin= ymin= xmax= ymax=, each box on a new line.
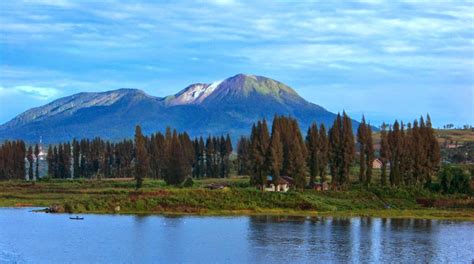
xmin=0 ymin=74 xmax=361 ymax=143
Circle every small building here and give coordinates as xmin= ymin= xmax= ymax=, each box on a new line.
xmin=205 ymin=183 xmax=227 ymax=190
xmin=263 ymin=176 xmax=290 ymax=192
xmin=372 ymin=159 xmax=383 ymax=169
xmin=314 ymin=182 xmax=329 ymax=191
xmin=446 ymin=144 xmax=460 ymax=149
xmin=281 ymin=176 xmax=294 ymax=185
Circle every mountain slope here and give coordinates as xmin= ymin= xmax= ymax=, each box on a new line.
xmin=0 ymin=74 xmax=359 ymax=143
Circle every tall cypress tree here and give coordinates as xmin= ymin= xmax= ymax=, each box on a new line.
xmin=27 ymin=146 xmax=34 ymax=181
xmin=306 ymin=123 xmax=320 ymax=186
xmin=198 ymin=137 xmax=205 ymax=178
xmin=47 ymin=146 xmax=53 ymax=177
xmin=237 ymin=136 xmax=251 ymax=175
xmin=341 ymin=112 xmax=355 ymax=188
xmin=379 ymin=123 xmax=390 ymax=186
xmin=34 ymin=144 xmax=40 ymax=180
xmin=364 ymin=124 xmax=374 ymax=186
xmin=249 ymin=120 xmax=270 ymax=186
xmin=357 ymin=116 xmax=367 ymax=184
xmin=223 ymin=134 xmax=233 ymax=177
xmin=64 ymin=143 xmax=71 ymax=179
xmin=134 ymin=125 xmax=148 ymax=189
xmin=329 ymin=114 xmax=342 ymax=187
xmin=318 ymin=124 xmax=329 ymax=183
xmin=425 ymin=114 xmax=440 ymax=186
xmin=267 ymin=129 xmax=283 ymax=180
xmin=162 ymin=130 xmax=192 ymax=185
xmin=389 ymin=121 xmax=402 ymax=186
xmin=290 ymin=135 xmax=307 ymax=189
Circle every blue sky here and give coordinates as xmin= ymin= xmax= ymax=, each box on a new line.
xmin=0 ymin=0 xmax=473 ymax=128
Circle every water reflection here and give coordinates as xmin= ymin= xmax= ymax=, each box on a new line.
xmin=0 ymin=208 xmax=472 ymax=263
xmin=246 ymin=216 xmax=466 ymax=263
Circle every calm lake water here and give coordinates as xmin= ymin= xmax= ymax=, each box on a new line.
xmin=0 ymin=208 xmax=473 ymax=263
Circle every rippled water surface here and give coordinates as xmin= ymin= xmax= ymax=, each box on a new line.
xmin=0 ymin=208 xmax=473 ymax=263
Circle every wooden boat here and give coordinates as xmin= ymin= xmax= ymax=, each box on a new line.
xmin=69 ymin=216 xmax=84 ymax=220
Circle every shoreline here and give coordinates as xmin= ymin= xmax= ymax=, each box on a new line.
xmin=4 ymin=205 xmax=473 ymax=221
xmin=1 ymin=179 xmax=472 ymax=221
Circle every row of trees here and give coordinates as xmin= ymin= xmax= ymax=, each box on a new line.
xmin=244 ymin=116 xmax=309 ymax=188
xmin=380 ymin=116 xmax=441 ymax=187
xmin=41 ymin=126 xmax=232 ymax=188
xmin=237 ymin=114 xmax=440 ymax=189
xmin=237 ymin=114 xmax=356 ymax=189
xmin=0 ymin=140 xmax=26 ymax=180
xmin=133 ymin=126 xmax=233 ymax=188
xmin=0 ymin=114 xmax=442 ymax=191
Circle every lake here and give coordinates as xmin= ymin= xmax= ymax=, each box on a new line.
xmin=0 ymin=208 xmax=473 ymax=263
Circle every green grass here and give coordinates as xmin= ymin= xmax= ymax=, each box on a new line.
xmin=0 ymin=178 xmax=472 ymax=220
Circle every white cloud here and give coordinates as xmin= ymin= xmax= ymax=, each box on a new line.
xmin=382 ymin=41 xmax=418 ymax=53
xmin=204 ymin=0 xmax=238 ymax=6
xmin=22 ymin=0 xmax=75 ymax=8
xmin=13 ymin=86 xmax=60 ymax=99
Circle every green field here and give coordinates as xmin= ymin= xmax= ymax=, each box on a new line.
xmin=0 ymin=178 xmax=472 ymax=220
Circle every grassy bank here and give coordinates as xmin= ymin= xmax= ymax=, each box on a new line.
xmin=0 ymin=178 xmax=472 ymax=220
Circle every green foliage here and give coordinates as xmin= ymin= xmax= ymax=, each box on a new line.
xmin=439 ymin=166 xmax=472 ymax=194
xmin=182 ymin=177 xmax=194 ymax=188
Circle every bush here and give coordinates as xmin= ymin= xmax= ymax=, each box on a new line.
xmin=182 ymin=177 xmax=194 ymax=188
xmin=439 ymin=166 xmax=472 ymax=194
xmin=64 ymin=202 xmax=74 ymax=213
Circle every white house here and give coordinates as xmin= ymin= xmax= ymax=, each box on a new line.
xmin=263 ymin=176 xmax=290 ymax=192
xmin=372 ymin=158 xmax=383 ymax=169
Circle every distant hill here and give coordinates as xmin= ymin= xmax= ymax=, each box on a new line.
xmin=0 ymin=74 xmax=362 ymax=143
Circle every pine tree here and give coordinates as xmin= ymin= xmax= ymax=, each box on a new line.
xmin=318 ymin=124 xmax=329 ymax=183
xmin=267 ymin=129 xmax=283 ymax=180
xmin=27 ymin=146 xmax=34 ymax=181
xmin=329 ymin=114 xmax=342 ymax=187
xmin=379 ymin=123 xmax=390 ymax=186
xmin=425 ymin=114 xmax=441 ymax=186
xmin=306 ymin=123 xmax=320 ymax=186
xmin=389 ymin=121 xmax=402 ymax=186
xmin=357 ymin=116 xmax=367 ymax=184
xmin=134 ymin=125 xmax=148 ymax=189
xmin=165 ymin=130 xmax=188 ymax=185
xmin=341 ymin=112 xmax=355 ymax=188
xmin=34 ymin=144 xmax=40 ymax=180
xmin=47 ymin=146 xmax=53 ymax=177
xmin=237 ymin=136 xmax=251 ymax=175
xmin=249 ymin=120 xmax=270 ymax=186
xmin=290 ymin=135 xmax=307 ymax=189
xmin=364 ymin=124 xmax=374 ymax=186
xmin=64 ymin=143 xmax=71 ymax=179
xmin=223 ymin=134 xmax=233 ymax=177
xmin=198 ymin=137 xmax=205 ymax=178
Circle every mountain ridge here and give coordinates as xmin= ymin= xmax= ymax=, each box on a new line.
xmin=0 ymin=74 xmax=360 ymax=143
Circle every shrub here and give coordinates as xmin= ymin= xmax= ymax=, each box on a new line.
xmin=64 ymin=202 xmax=73 ymax=213
xmin=439 ymin=166 xmax=472 ymax=194
xmin=182 ymin=177 xmax=194 ymax=188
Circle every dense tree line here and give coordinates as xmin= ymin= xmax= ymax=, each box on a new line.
xmin=0 ymin=114 xmax=443 ymax=192
xmin=0 ymin=140 xmax=26 ymax=180
xmin=239 ymin=114 xmax=356 ymax=189
xmin=328 ymin=112 xmax=356 ymax=189
xmin=243 ymin=116 xmax=308 ymax=189
xmin=238 ymin=114 xmax=441 ymax=190
xmin=380 ymin=115 xmax=441 ymax=187
xmin=39 ymin=125 xmax=232 ymax=187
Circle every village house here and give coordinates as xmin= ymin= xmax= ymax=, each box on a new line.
xmin=313 ymin=182 xmax=329 ymax=191
xmin=372 ymin=158 xmax=383 ymax=169
xmin=263 ymin=176 xmax=291 ymax=192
